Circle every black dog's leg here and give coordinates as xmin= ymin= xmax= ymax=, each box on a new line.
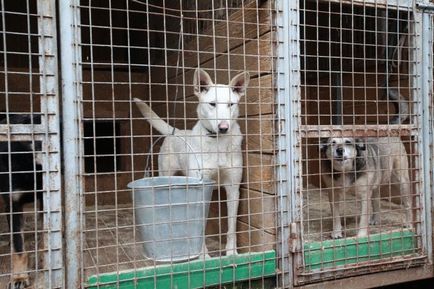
xmin=6 ymin=199 xmax=30 ymax=289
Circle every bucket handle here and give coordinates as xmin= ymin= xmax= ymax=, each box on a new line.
xmin=144 ymin=135 xmax=203 ymax=180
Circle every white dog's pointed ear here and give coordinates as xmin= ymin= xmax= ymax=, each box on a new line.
xmin=230 ymin=72 xmax=250 ymax=98
xmin=194 ymin=68 xmax=213 ymax=96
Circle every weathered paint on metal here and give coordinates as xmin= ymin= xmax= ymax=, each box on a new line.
xmin=59 ymin=0 xmax=83 ymax=288
xmin=419 ymin=8 xmax=433 ymax=264
xmin=86 ymin=251 xmax=276 ymax=289
xmin=275 ymin=0 xmax=301 ymax=287
xmin=297 ymin=265 xmax=433 ymax=289
xmin=38 ymin=0 xmax=63 ymax=287
xmin=300 ymin=125 xmax=417 ymax=138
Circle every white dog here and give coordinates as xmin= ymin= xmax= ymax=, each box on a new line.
xmin=134 ymin=68 xmax=249 ymax=256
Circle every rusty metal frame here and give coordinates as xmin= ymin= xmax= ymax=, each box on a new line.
xmin=0 ymin=0 xmax=63 ymax=287
xmin=296 ymin=264 xmax=433 ymax=289
xmin=417 ymin=0 xmax=434 ymax=265
xmin=275 ymin=0 xmax=301 ymax=288
xmin=37 ymin=1 xmax=63 ymax=287
xmin=291 ymin=0 xmax=434 ymax=287
xmin=59 ymin=0 xmax=83 ymax=288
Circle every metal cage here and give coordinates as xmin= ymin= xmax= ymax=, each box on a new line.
xmin=0 ymin=0 xmax=62 ymax=288
xmin=0 ymin=1 xmax=432 ymax=289
xmin=280 ymin=0 xmax=433 ymax=287
xmin=62 ymin=1 xmax=279 ymax=289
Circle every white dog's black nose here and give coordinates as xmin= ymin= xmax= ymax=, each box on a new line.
xmin=218 ymin=122 xmax=229 ymax=133
xmin=336 ymin=147 xmax=344 ymax=156
xmin=219 ymin=127 xmax=228 ymax=133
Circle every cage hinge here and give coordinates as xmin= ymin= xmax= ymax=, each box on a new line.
xmin=417 ymin=2 xmax=434 ymax=13
xmin=288 ymin=222 xmax=299 ymax=253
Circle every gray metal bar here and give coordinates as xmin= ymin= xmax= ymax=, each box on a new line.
xmin=59 ymin=1 xmax=83 ymax=289
xmin=324 ymin=0 xmax=413 ymax=9
xmin=276 ymin=0 xmax=301 ymax=287
xmin=37 ymin=0 xmax=63 ymax=288
xmin=0 ymin=124 xmax=55 ymax=135
xmin=417 ymin=3 xmax=434 ymax=12
xmin=419 ymin=11 xmax=433 ymax=264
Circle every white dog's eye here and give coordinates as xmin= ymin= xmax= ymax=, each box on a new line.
xmin=209 ymin=102 xmax=216 ymax=107
xmin=229 ymin=103 xmax=235 ymax=107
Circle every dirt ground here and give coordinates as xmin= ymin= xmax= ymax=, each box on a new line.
xmin=0 ymin=205 xmax=226 ymax=288
xmin=302 ymin=184 xmax=409 ymax=242
xmin=0 ymin=187 xmax=414 ymax=288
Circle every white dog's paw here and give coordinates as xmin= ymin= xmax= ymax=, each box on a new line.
xmin=225 ymin=242 xmax=238 ymax=256
xmin=330 ymin=231 xmax=343 ymax=239
xmin=225 ymin=236 xmax=238 ymax=256
xmin=226 ymin=248 xmax=238 ymax=256
xmin=356 ymin=230 xmax=368 ymax=238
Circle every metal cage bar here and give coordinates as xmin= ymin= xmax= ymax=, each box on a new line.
xmin=275 ymin=0 xmax=301 ymax=288
xmin=37 ymin=0 xmax=63 ymax=287
xmin=418 ymin=1 xmax=434 ymax=265
xmin=59 ymin=1 xmax=83 ymax=289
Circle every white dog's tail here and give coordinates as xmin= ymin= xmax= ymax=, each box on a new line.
xmin=134 ymin=98 xmax=179 ymax=135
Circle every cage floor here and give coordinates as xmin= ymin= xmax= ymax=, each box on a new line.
xmin=303 ymin=184 xmax=411 ymax=242
xmin=0 ymin=189 xmax=410 ymax=287
xmin=83 ymin=205 xmax=225 ymax=279
xmin=0 ymin=205 xmax=224 ymax=288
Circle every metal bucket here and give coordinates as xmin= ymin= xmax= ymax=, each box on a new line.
xmin=128 ymin=176 xmax=214 ymax=262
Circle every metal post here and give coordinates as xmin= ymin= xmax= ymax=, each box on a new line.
xmin=276 ymin=0 xmax=301 ymax=287
xmin=59 ymin=1 xmax=83 ymax=288
xmin=37 ymin=0 xmax=63 ymax=288
xmin=419 ymin=8 xmax=433 ymax=264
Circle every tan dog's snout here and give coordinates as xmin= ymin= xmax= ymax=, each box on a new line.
xmin=335 ymin=146 xmax=344 ymax=157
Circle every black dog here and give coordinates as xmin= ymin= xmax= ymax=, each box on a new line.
xmin=0 ymin=115 xmax=42 ymax=289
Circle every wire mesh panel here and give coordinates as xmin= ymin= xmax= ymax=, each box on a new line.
xmin=73 ymin=1 xmax=278 ymax=288
xmin=0 ymin=0 xmax=62 ymax=288
xmin=295 ymin=0 xmax=430 ymax=285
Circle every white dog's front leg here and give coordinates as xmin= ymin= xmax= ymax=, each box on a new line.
xmin=224 ymin=184 xmax=240 ymax=256
xmin=357 ymin=189 xmax=372 ymax=238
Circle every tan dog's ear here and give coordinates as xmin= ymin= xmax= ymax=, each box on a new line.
xmin=230 ymin=72 xmax=250 ymax=99
xmin=355 ymin=138 xmax=366 ymax=151
xmin=320 ymin=138 xmax=329 ymax=152
xmin=193 ymin=68 xmax=213 ymax=96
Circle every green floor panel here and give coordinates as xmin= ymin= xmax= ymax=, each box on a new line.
xmin=304 ymin=229 xmax=416 ymax=271
xmin=86 ymin=250 xmax=276 ymax=289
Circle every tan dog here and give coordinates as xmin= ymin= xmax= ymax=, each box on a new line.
xmin=321 ymin=137 xmax=412 ymax=238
